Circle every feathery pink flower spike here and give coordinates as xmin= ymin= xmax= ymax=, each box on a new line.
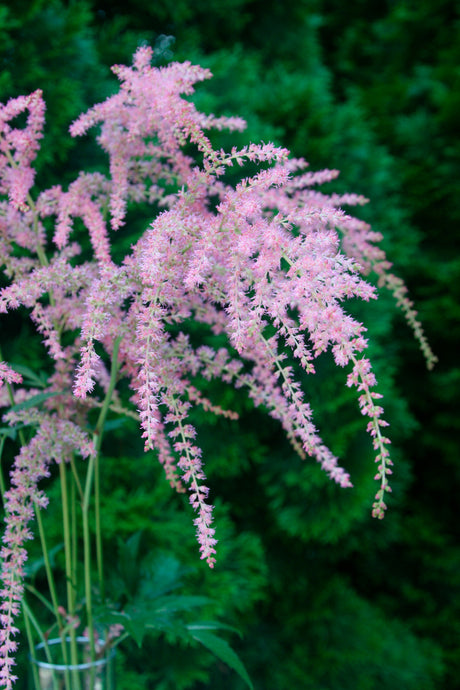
xmin=0 ymin=45 xmax=435 ymax=685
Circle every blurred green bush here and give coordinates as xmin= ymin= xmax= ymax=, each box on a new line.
xmin=1 ymin=0 xmax=458 ymax=687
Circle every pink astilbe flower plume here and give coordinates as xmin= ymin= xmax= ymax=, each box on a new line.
xmin=0 ymin=414 xmax=94 ymax=687
xmin=0 ymin=90 xmax=45 ymax=212
xmin=0 ymin=365 xmax=22 ymax=392
xmin=0 ymin=45 xmax=435 ymax=685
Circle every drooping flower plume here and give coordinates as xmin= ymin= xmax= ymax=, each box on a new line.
xmin=0 ymin=45 xmax=435 ymax=684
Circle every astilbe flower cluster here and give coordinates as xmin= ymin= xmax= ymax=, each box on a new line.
xmin=0 ymin=46 xmax=435 ymax=685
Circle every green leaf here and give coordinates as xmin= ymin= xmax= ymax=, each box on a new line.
xmin=116 ymin=531 xmax=143 ymax=597
xmin=187 ymin=620 xmax=242 ymax=636
xmin=9 ymin=390 xmax=63 ymax=413
xmin=122 ymin=596 xmax=211 ymax=646
xmin=189 ymin=629 xmax=253 ymax=690
xmin=98 ymin=601 xmax=197 ymax=648
xmin=9 ymin=363 xmax=48 ymax=388
xmin=95 ymin=609 xmax=132 ymax=629
xmin=122 ymin=607 xmax=187 ymax=647
xmin=24 ymin=543 xmax=64 ymax=578
xmin=102 ymin=418 xmax=127 ymax=432
xmin=138 ymin=552 xmax=189 ymax=599
xmin=94 ymin=608 xmax=148 ymax=647
xmin=148 ymin=595 xmax=211 ymax=613
xmin=0 ymin=426 xmax=19 ymax=439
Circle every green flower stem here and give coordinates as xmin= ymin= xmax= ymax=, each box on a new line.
xmin=59 ymin=460 xmax=80 ymax=673
xmin=71 ymin=474 xmax=78 ymax=606
xmin=24 ymin=584 xmax=55 ymax=618
xmin=23 ymin=598 xmax=63 ymax=690
xmin=34 ymin=505 xmax=65 ymax=634
xmin=0 ymin=348 xmax=71 ymax=682
xmin=94 ymin=336 xmax=123 ymax=445
xmin=93 ymin=335 xmax=122 ymax=600
xmin=69 ymin=455 xmax=84 ymax=501
xmin=94 ymin=449 xmax=103 ymax=599
xmin=22 ymin=601 xmax=49 ymax=690
xmin=34 ymin=501 xmax=72 ymax=690
xmin=82 ymin=450 xmax=96 ymax=673
xmin=23 ymin=598 xmax=52 ymax=661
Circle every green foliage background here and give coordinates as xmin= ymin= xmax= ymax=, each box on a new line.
xmin=1 ymin=0 xmax=459 ymax=687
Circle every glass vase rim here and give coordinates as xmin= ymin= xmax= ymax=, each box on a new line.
xmin=30 ymin=636 xmax=116 ymax=672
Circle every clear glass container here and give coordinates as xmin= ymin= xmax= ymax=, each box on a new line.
xmin=29 ymin=636 xmax=116 ymax=690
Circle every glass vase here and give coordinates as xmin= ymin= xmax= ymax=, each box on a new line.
xmin=29 ymin=636 xmax=116 ymax=690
